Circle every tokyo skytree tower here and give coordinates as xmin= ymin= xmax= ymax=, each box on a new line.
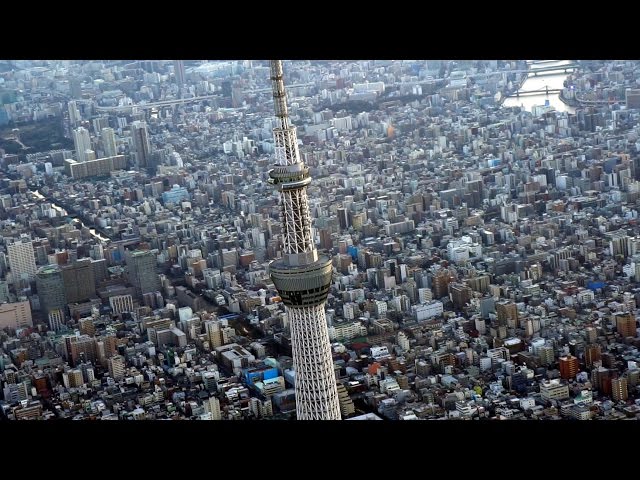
xmin=267 ymin=60 xmax=341 ymax=420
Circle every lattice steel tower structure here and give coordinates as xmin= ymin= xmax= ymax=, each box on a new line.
xmin=267 ymin=60 xmax=340 ymax=420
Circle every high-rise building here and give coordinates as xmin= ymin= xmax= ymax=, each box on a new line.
xmin=0 ymin=281 xmax=9 ymax=303
xmin=7 ymin=238 xmax=37 ymax=284
xmin=131 ymin=121 xmax=151 ymax=168
xmin=615 ymin=312 xmax=636 ymax=338
xmin=591 ymin=366 xmax=608 ymax=393
xmin=496 ymin=301 xmax=518 ymax=327
xmin=73 ymin=126 xmax=92 ymax=163
xmin=108 ymin=354 xmax=126 ymax=380
xmin=626 ymin=89 xmax=640 ymax=109
xmin=559 ymin=355 xmax=579 ymax=380
xmin=449 ymin=283 xmax=472 ymax=310
xmin=36 ymin=265 xmax=67 ymax=315
xmin=612 ymin=377 xmax=628 ymax=401
xmin=69 ymin=78 xmax=82 ymax=99
xmin=48 ymin=309 xmax=65 ymax=332
xmin=432 ymin=268 xmax=455 ymax=299
xmin=78 ymin=317 xmax=95 ymax=337
xmin=109 ymin=294 xmax=134 ymax=315
xmin=173 ymin=60 xmax=186 ymax=87
xmin=126 ymin=249 xmax=161 ymax=299
xmin=204 ymin=396 xmax=221 ymax=420
xmin=91 ymin=258 xmax=108 ymax=286
xmin=61 ymin=258 xmax=96 ymax=303
xmin=0 ymin=301 xmax=32 ymax=330
xmin=93 ymin=116 xmax=109 ymax=134
xmin=337 ymin=207 xmax=349 ymax=230
xmin=205 ymin=319 xmax=222 ymax=349
xmin=68 ymin=100 xmax=81 ymax=126
xmin=101 ymin=127 xmax=117 ymax=158
xmin=64 ymin=154 xmax=127 ymax=179
xmin=540 ymin=379 xmax=569 ymax=401
xmin=536 ymin=345 xmax=554 ymax=366
xmin=100 ymin=333 xmax=119 ymax=360
xmin=64 ymin=334 xmax=97 ymax=366
xmin=336 ymin=383 xmax=355 ymax=418
xmin=266 ymin=61 xmax=340 ymax=420
xmin=585 ymin=344 xmax=601 ymax=368
xmin=3 ymin=382 xmax=29 ymax=405
xmin=162 ymin=184 xmax=190 ymax=205
xmin=65 ymin=369 xmax=84 ymax=388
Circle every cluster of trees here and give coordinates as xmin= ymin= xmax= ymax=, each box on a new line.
xmin=0 ymin=117 xmax=73 ymax=158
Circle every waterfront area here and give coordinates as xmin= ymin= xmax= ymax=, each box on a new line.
xmin=503 ymin=60 xmax=577 ymax=113
xmin=1 ymin=59 xmax=640 ymax=420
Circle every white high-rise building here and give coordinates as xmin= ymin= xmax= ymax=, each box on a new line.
xmin=68 ymin=100 xmax=81 ymax=126
xmin=48 ymin=309 xmax=65 ymax=332
xmin=73 ymin=126 xmax=91 ymax=163
xmin=7 ymin=238 xmax=37 ymax=283
xmin=205 ymin=319 xmax=222 ymax=349
xmin=108 ymin=355 xmax=126 ymax=380
xmin=204 ymin=396 xmax=221 ymax=420
xmin=109 ymin=294 xmax=134 ymax=315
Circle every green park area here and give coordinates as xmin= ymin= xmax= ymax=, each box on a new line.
xmin=0 ymin=117 xmax=73 ymax=157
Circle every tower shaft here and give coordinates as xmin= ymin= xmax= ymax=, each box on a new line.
xmin=267 ymin=60 xmax=340 ymax=420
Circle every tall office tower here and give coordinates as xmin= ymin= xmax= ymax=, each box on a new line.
xmin=173 ymin=60 xmax=186 ymax=87
xmin=267 ymin=60 xmax=340 ymax=420
xmin=131 ymin=121 xmax=151 ymax=168
xmin=68 ymin=100 xmax=81 ymax=126
xmin=61 ymin=258 xmax=96 ymax=303
xmin=36 ymin=265 xmax=67 ymax=315
xmin=73 ymin=126 xmax=91 ymax=163
xmin=7 ymin=238 xmax=37 ymax=284
xmin=101 ymin=127 xmax=117 ymax=158
xmin=125 ymin=249 xmax=161 ymax=299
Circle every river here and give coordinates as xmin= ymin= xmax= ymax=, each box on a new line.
xmin=503 ymin=60 xmax=575 ymax=114
xmin=29 ymin=189 xmax=111 ymax=244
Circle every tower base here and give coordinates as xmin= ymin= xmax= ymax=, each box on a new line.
xmin=288 ymin=304 xmax=341 ymax=420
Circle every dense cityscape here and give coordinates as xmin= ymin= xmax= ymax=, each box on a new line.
xmin=1 ymin=59 xmax=640 ymax=420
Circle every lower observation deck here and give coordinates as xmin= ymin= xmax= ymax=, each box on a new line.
xmin=269 ymin=255 xmax=332 ymax=308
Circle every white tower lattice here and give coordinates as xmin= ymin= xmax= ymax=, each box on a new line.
xmin=267 ymin=60 xmax=341 ymax=420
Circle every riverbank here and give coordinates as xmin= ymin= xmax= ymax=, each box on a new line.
xmin=502 ymin=60 xmax=576 ymax=113
xmin=559 ymin=91 xmax=580 ymax=108
xmin=29 ymin=187 xmax=113 ymax=243
xmin=497 ymin=65 xmax=529 ymax=106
